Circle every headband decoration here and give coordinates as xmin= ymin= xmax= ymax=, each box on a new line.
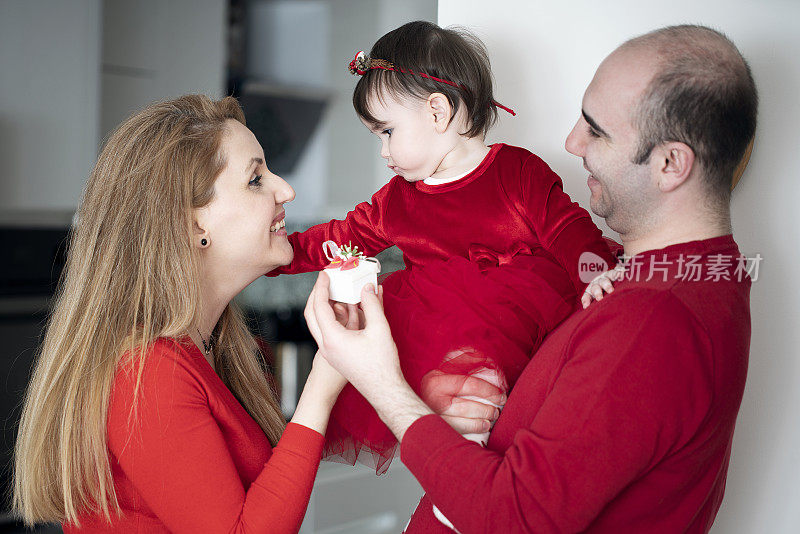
xmin=348 ymin=51 xmax=516 ymax=116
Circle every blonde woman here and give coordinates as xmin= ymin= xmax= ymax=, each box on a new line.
xmin=12 ymin=94 xmax=499 ymax=533
xmin=12 ymin=95 xmax=354 ymax=533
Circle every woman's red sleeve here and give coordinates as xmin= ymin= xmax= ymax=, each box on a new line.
xmin=107 ymin=349 xmax=324 ymax=533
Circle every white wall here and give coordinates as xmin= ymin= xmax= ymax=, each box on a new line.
xmin=0 ymin=0 xmax=226 ymax=213
xmin=439 ymin=1 xmax=800 ymax=532
xmin=325 ymin=0 xmax=438 ymax=219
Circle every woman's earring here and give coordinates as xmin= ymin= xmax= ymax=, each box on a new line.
xmin=200 ymin=238 xmax=208 ymax=247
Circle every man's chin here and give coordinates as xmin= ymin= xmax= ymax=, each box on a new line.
xmin=589 ymin=197 xmax=611 ymax=219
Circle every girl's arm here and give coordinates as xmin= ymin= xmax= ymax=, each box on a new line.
xmin=516 ymin=154 xmax=617 ymax=292
xmin=269 ymin=180 xmax=399 ymax=276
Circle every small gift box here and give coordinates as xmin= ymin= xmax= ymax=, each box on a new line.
xmin=322 ymin=241 xmax=381 ymax=304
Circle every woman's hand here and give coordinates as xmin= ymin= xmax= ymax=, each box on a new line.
xmin=305 ymin=272 xmax=435 ymax=441
xmin=581 ymin=264 xmax=625 ymax=308
xmin=306 ymin=301 xmax=362 ymax=402
xmin=306 ymin=274 xmax=506 ymax=434
xmin=290 ymin=295 xmax=361 ymax=434
xmin=306 ymin=352 xmax=347 ymax=404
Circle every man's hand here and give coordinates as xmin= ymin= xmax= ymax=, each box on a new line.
xmin=421 ymin=372 xmax=506 ymax=435
xmin=304 ymin=272 xmax=434 ymax=441
xmin=304 ymin=272 xmax=403 ymax=397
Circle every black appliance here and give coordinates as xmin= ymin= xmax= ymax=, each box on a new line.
xmin=1 ymin=217 xmax=71 ymax=532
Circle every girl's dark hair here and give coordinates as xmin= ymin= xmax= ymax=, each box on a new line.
xmin=353 ymin=21 xmax=498 ymax=139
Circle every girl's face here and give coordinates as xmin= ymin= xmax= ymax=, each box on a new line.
xmin=360 ymin=91 xmax=449 ymax=182
xmin=195 ymin=120 xmax=296 ymax=289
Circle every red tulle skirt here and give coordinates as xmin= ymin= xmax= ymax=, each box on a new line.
xmin=323 ymin=246 xmax=578 ymax=473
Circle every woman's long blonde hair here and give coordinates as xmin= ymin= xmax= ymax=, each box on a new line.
xmin=12 ymin=95 xmax=286 ymax=526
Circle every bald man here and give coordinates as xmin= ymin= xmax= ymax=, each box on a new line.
xmin=307 ymin=25 xmax=757 ymax=533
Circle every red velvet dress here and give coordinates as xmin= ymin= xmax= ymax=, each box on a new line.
xmin=272 ymin=144 xmax=615 ymax=472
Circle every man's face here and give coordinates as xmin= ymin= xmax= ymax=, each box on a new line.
xmin=565 ymin=48 xmax=658 ymax=235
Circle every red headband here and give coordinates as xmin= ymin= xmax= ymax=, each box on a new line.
xmin=348 ymin=51 xmax=516 ymax=116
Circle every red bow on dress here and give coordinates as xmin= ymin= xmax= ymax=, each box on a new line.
xmin=468 ymin=242 xmax=535 ymax=271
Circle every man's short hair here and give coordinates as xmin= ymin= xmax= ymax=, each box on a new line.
xmin=626 ymin=25 xmax=758 ymax=204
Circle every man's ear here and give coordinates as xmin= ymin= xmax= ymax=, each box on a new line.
xmin=426 ymin=93 xmax=453 ymax=133
xmin=653 ymin=141 xmax=695 ymax=192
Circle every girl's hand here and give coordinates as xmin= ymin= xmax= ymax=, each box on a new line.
xmin=420 ymin=371 xmax=506 ymax=435
xmin=581 ymin=264 xmax=625 ymax=308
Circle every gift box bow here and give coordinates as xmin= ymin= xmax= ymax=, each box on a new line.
xmin=326 ymin=256 xmax=360 ymax=270
xmin=322 ymin=240 xmax=376 ymax=271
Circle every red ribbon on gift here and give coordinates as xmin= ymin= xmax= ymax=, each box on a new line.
xmin=325 ymin=257 xmax=360 ymax=270
xmin=340 ymin=257 xmax=359 ymax=270
xmin=325 ymin=258 xmax=343 ymax=269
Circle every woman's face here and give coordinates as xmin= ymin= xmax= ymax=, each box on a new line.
xmin=195 ymin=120 xmax=295 ymax=289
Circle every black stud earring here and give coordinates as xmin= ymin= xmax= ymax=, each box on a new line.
xmin=201 ymin=238 xmax=208 ymax=246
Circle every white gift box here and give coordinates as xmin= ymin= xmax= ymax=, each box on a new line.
xmin=325 ymin=258 xmax=380 ymax=304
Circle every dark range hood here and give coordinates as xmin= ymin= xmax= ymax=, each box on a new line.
xmin=238 ymin=82 xmax=329 ymax=176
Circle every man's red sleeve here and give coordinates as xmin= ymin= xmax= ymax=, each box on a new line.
xmin=401 ymin=291 xmax=712 ymax=533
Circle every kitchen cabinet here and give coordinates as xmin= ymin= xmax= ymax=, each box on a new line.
xmin=0 ymin=0 xmax=225 ymax=212
xmin=0 ymin=1 xmax=101 ymax=211
xmin=100 ymin=0 xmax=226 ymax=140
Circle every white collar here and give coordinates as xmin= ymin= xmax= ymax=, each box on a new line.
xmin=422 ymin=167 xmax=473 ymax=186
